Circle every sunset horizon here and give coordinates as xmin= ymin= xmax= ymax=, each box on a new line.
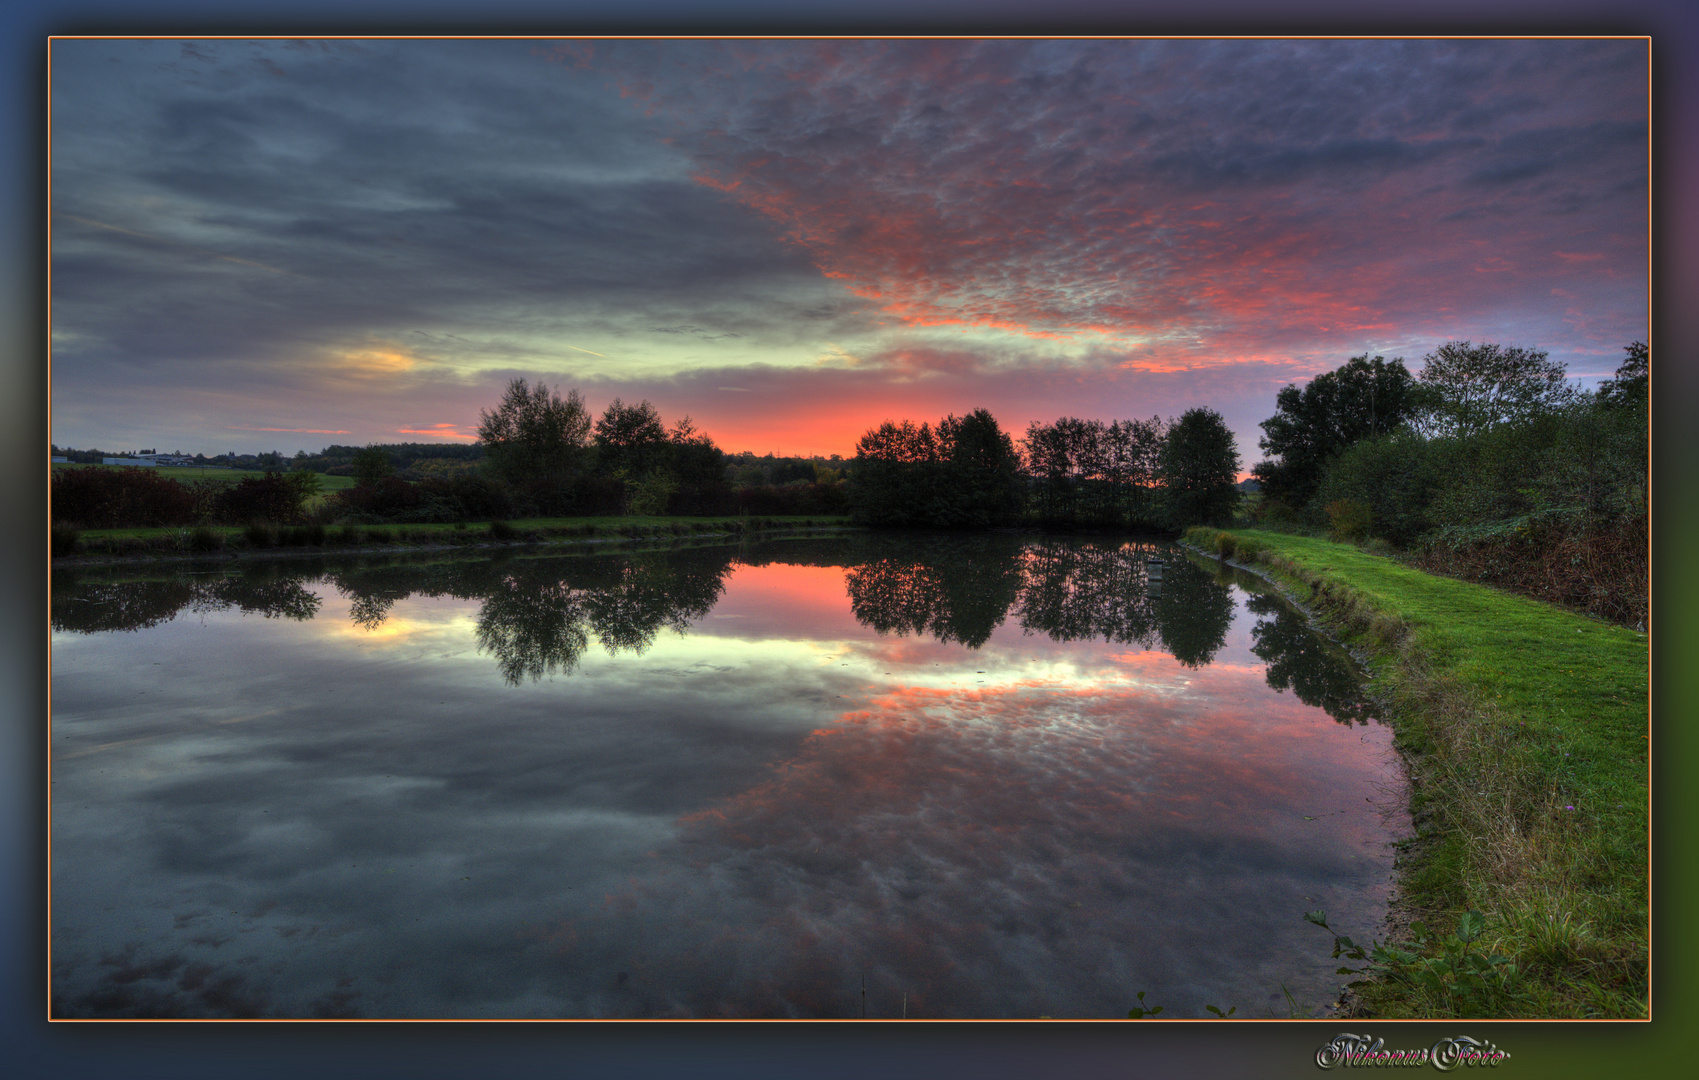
xmin=50 ymin=37 xmax=1648 ymax=466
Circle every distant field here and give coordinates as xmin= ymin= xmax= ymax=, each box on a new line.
xmin=51 ymin=462 xmax=357 ymax=491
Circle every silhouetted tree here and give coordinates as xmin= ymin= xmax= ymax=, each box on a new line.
xmin=1159 ymin=408 xmax=1241 ymax=528
xmin=477 ymin=378 xmax=592 ymax=490
xmin=593 ymin=398 xmax=669 ymax=476
xmin=850 ymin=409 xmax=1021 ymax=528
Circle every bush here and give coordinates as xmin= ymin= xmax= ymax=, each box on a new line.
xmin=489 ymin=519 xmax=516 ymax=541
xmin=52 ymin=524 xmax=79 ymax=557
xmin=52 ymin=466 xmax=198 ymax=529
xmin=215 ymin=471 xmax=317 ymax=525
xmin=1254 ymin=497 xmax=1300 ymax=531
xmin=328 ymin=476 xmax=425 ymax=522
xmin=1313 ymin=430 xmax=1447 ymax=546
xmin=738 ymin=482 xmax=849 ymax=517
xmin=244 ymin=522 xmax=277 ymax=548
xmin=1325 ymin=498 xmax=1373 ymax=543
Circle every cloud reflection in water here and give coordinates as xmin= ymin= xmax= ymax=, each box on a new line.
xmin=50 ymin=538 xmax=1403 ymax=1017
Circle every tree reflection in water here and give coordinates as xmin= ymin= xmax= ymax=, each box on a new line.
xmin=52 ymin=563 xmax=323 ymax=633
xmin=471 ymin=554 xmax=727 ymax=684
xmin=843 ymin=535 xmax=1028 ymax=648
xmin=1244 ymin=591 xmax=1380 ymax=726
xmin=845 ymin=537 xmax=1235 ymax=668
xmin=52 ymin=538 xmax=1377 ymax=713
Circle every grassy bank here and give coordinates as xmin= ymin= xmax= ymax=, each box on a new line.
xmin=1185 ymin=527 xmax=1647 ymax=1019
xmin=54 ymin=514 xmax=853 ymax=562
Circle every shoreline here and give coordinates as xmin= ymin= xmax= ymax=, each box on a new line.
xmin=50 ymin=520 xmax=862 ymax=571
xmin=1183 ymin=527 xmax=1649 ymax=1019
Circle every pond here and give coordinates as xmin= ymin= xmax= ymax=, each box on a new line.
xmin=50 ymin=533 xmax=1407 ymax=1019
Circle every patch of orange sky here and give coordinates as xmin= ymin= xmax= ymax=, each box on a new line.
xmin=397 ymin=422 xmax=478 ymax=440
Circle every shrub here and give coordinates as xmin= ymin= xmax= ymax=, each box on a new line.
xmin=736 ymin=482 xmax=848 ymax=517
xmin=489 ymin=519 xmax=516 ymax=540
xmin=215 ymin=472 xmax=316 ymax=525
xmin=1255 ymin=498 xmax=1300 ymax=531
xmin=244 ymin=522 xmax=277 ymax=548
xmin=328 ymin=476 xmax=425 ymax=522
xmin=627 ymin=469 xmax=679 ymax=516
xmin=1325 ymin=498 xmax=1374 ymax=543
xmin=52 ymin=466 xmax=198 ymax=529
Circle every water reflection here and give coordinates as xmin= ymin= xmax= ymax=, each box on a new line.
xmin=51 ymin=537 xmax=1401 ymax=1018
xmin=1245 ymin=591 xmax=1380 ymax=726
xmin=51 ymin=540 xmax=1373 ymax=729
xmin=52 ymin=566 xmax=323 ymax=633
xmin=55 ymin=538 xmax=1249 ymax=681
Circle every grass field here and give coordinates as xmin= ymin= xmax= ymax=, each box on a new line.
xmin=51 ymin=461 xmax=357 ymax=491
xmin=1186 ymin=527 xmax=1648 ymax=1019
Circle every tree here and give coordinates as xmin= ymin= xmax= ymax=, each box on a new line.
xmin=936 ymin=408 xmax=1024 ymax=527
xmin=1252 ymin=353 xmax=1423 ymax=512
xmin=664 ymin=416 xmax=731 ymax=515
xmin=849 ymin=410 xmax=1021 ymax=528
xmin=1595 ymin=341 xmax=1648 ymax=410
xmin=1412 ymin=341 xmax=1577 ymax=438
xmin=849 ymin=420 xmax=941 ymax=527
xmin=1159 ymin=408 xmax=1241 ymax=528
xmin=351 ymin=444 xmax=395 ymax=488
xmin=1022 ymin=415 xmax=1169 ymax=527
xmin=592 ymin=398 xmax=669 ymax=477
xmin=477 ymin=378 xmax=592 ymax=488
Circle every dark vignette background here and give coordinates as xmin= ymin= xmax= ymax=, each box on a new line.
xmin=8 ymin=2 xmax=1694 ymax=1079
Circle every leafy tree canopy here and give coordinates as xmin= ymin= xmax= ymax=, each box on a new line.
xmin=1159 ymin=407 xmax=1241 ymax=529
xmin=1413 ymin=340 xmax=1577 ymax=437
xmin=1252 ymin=353 xmax=1422 ymax=511
xmin=477 ymin=378 xmax=592 ymax=486
xmin=351 ymin=444 xmax=395 ymax=487
xmin=593 ymin=398 xmax=669 ymax=476
xmin=1595 ymin=341 xmax=1648 ymax=410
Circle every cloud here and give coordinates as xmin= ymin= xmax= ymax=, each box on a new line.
xmin=588 ymin=39 xmax=1647 ymax=357
xmin=48 ymin=38 xmax=1647 ymax=459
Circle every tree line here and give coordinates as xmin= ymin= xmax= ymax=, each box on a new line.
xmin=1249 ymin=340 xmax=1647 ymax=627
xmin=847 ymin=406 xmax=1241 ymax=532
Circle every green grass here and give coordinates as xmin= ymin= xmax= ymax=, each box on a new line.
xmin=51 ymin=461 xmax=358 ymax=490
xmin=1186 ymin=527 xmax=1648 ymax=1018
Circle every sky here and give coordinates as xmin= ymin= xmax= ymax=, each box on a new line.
xmin=49 ymin=37 xmax=1649 ymax=465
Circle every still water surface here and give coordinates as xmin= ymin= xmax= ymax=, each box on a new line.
xmin=51 ymin=534 xmax=1406 ymax=1019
